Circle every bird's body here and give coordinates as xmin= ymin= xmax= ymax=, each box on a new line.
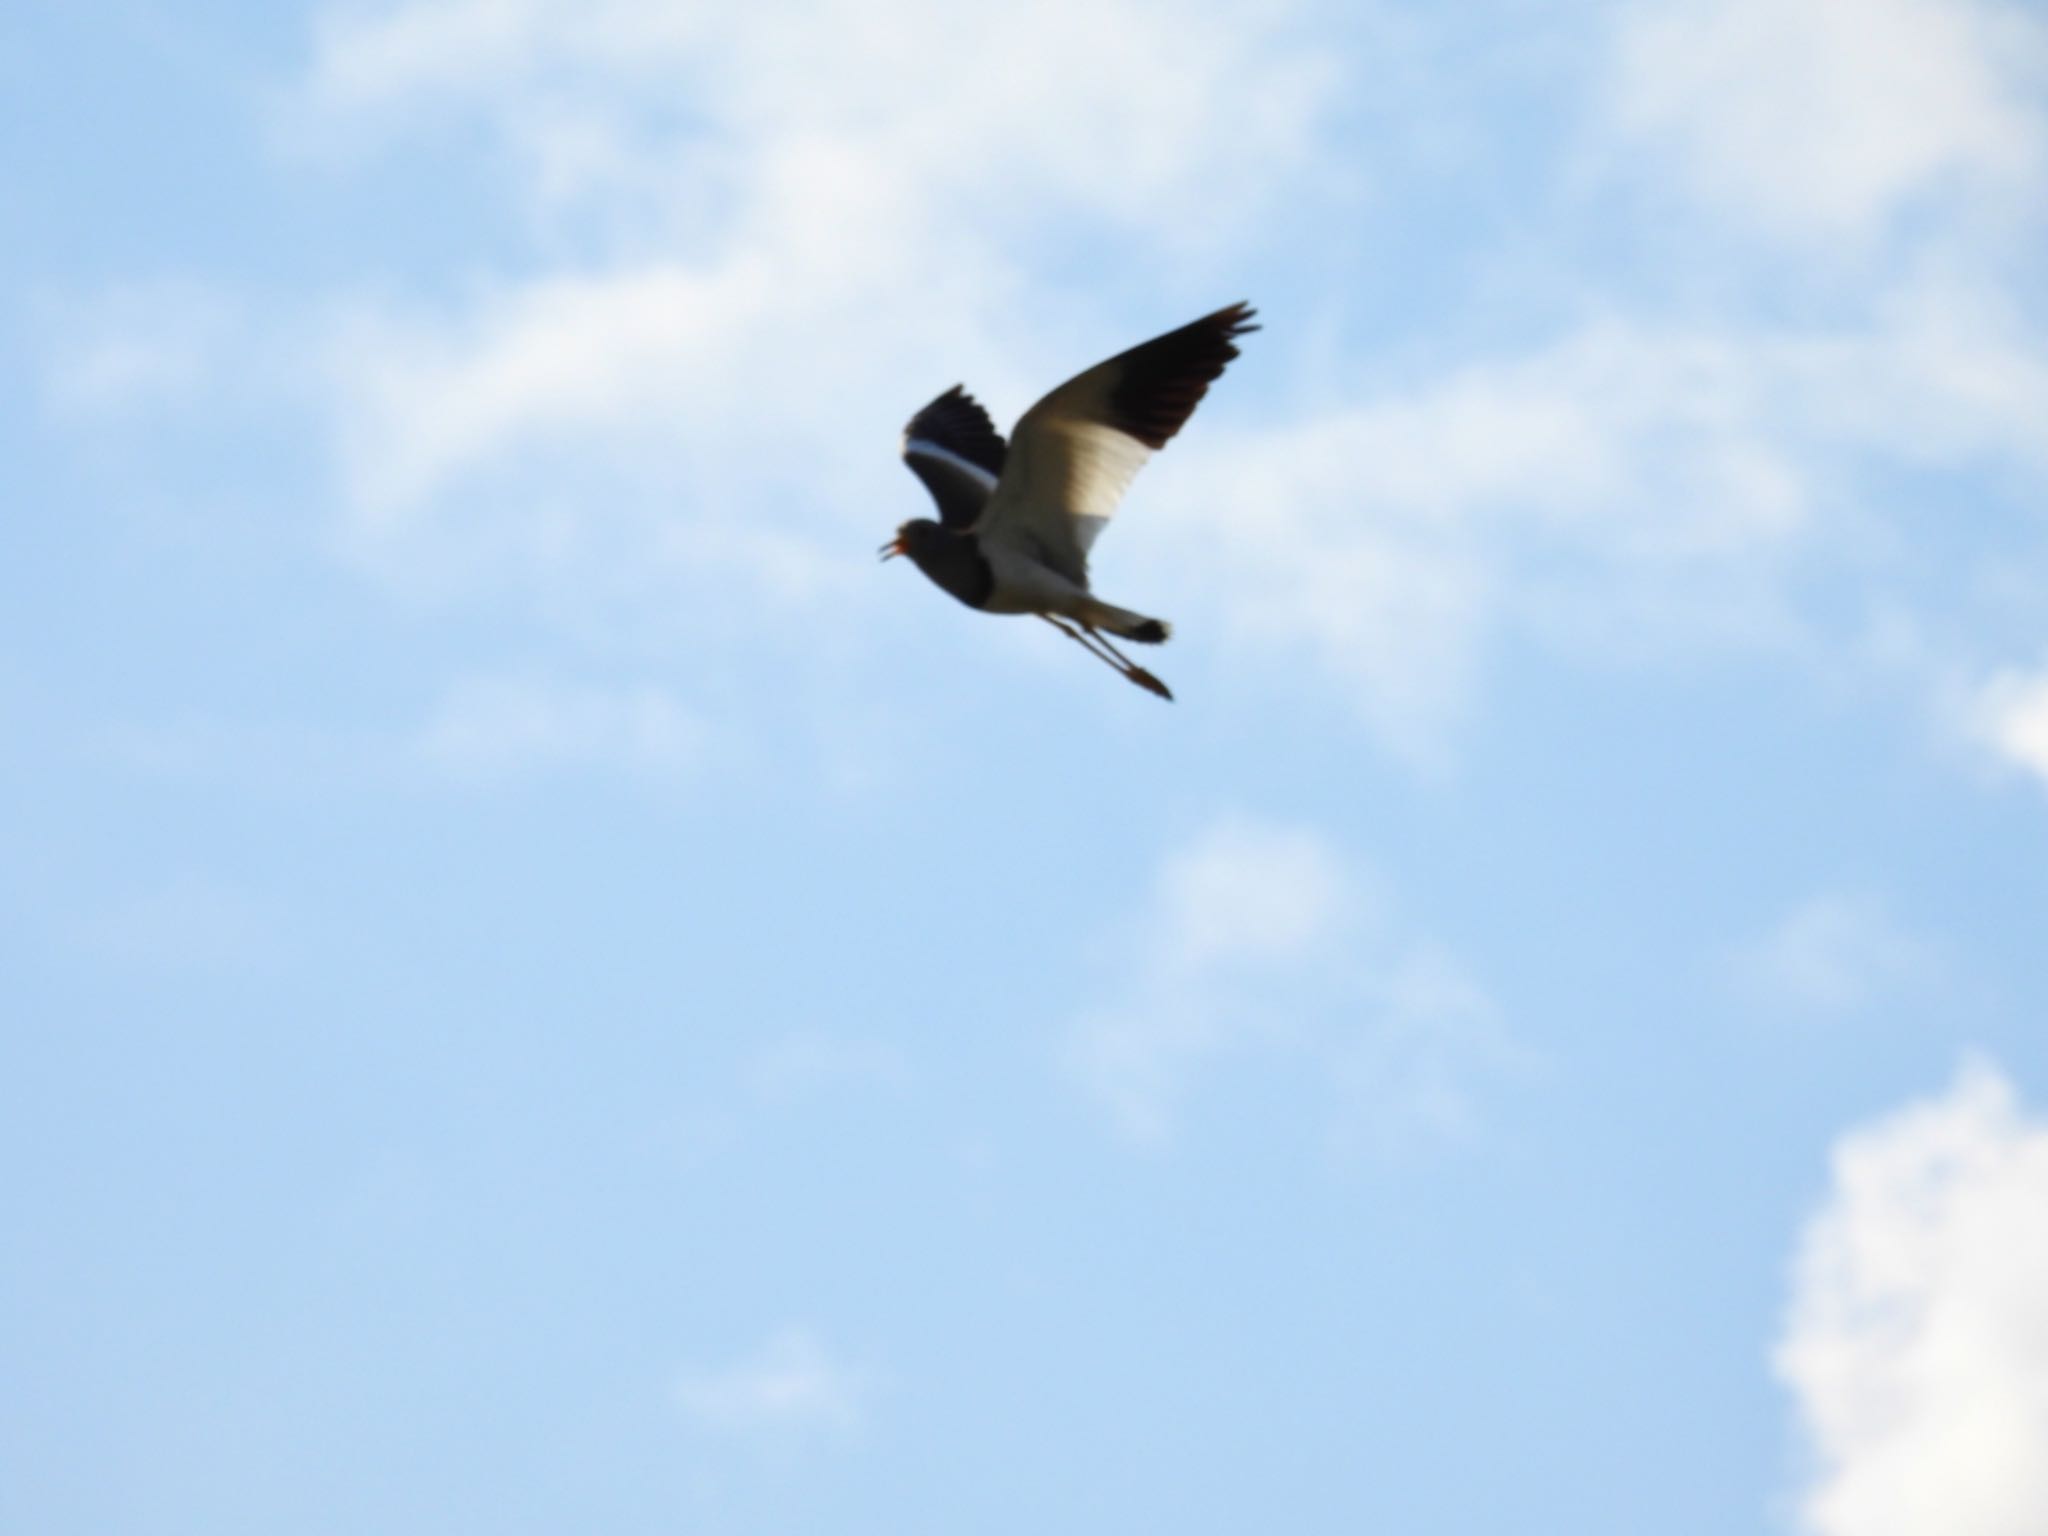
xmin=893 ymin=520 xmax=1165 ymax=638
xmin=883 ymin=302 xmax=1258 ymax=700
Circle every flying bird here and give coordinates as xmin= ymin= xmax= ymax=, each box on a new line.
xmin=881 ymin=302 xmax=1258 ymax=701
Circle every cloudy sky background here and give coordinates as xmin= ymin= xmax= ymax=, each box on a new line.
xmin=5 ymin=0 xmax=2048 ymax=1531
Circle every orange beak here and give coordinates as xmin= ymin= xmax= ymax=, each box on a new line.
xmin=878 ymin=534 xmax=905 ymax=561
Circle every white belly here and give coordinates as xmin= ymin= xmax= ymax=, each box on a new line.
xmin=980 ymin=541 xmax=1092 ymax=618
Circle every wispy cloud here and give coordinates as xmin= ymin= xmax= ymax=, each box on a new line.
xmin=41 ymin=0 xmax=2048 ymax=771
xmin=414 ymin=671 xmax=706 ymax=785
xmin=1777 ymin=1057 xmax=2048 ymax=1536
xmin=1609 ymin=0 xmax=2045 ymax=243
xmin=674 ymin=1327 xmax=865 ymax=1433
xmin=1970 ymin=662 xmax=2048 ymax=792
xmin=1735 ymin=893 xmax=1934 ymax=1014
xmin=296 ymin=0 xmax=1344 ymax=569
xmin=297 ymin=0 xmax=1339 ymax=227
xmin=38 ymin=282 xmax=240 ymax=421
xmin=285 ymin=0 xmax=2048 ymax=766
xmin=1067 ymin=815 xmax=1513 ymax=1151
xmin=106 ymin=671 xmax=710 ymax=794
xmin=1165 ymin=291 xmax=2048 ymax=753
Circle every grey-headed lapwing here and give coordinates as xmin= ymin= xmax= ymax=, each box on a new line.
xmin=881 ymin=302 xmax=1258 ymax=701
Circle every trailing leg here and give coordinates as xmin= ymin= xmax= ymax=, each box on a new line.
xmin=1039 ymin=616 xmax=1173 ymax=701
xmin=1083 ymin=625 xmax=1173 ymax=701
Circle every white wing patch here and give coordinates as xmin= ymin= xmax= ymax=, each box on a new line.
xmin=1047 ymin=420 xmax=1151 ymax=552
xmin=899 ymin=385 xmax=1009 ymax=530
xmin=975 ymin=380 xmax=1153 ymax=586
xmin=902 ymin=436 xmax=1001 ymax=493
xmin=967 ymin=304 xmax=1255 ymax=588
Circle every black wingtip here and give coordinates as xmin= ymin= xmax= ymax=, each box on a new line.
xmin=902 ymin=384 xmax=1008 ymax=479
xmin=1104 ymin=304 xmax=1260 ymax=450
xmin=1216 ymin=300 xmax=1260 ymax=334
xmin=1127 ymin=619 xmax=1169 ymax=645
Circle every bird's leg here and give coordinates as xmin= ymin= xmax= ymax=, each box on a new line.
xmin=1040 ymin=614 xmax=1124 ymax=675
xmin=1082 ymin=626 xmax=1173 ymax=702
xmin=1038 ymin=616 xmax=1172 ymax=701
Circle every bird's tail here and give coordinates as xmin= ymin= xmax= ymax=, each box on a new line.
xmin=1080 ymin=599 xmax=1170 ymax=645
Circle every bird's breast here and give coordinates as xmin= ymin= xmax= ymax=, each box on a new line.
xmin=910 ymin=534 xmax=997 ymax=610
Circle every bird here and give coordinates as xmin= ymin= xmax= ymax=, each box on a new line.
xmin=881 ymin=302 xmax=1258 ymax=701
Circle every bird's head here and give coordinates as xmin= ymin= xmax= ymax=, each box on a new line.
xmin=877 ymin=519 xmax=941 ymax=563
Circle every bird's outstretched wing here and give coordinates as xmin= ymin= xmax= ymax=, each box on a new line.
xmin=974 ymin=302 xmax=1257 ymax=587
xmin=901 ymin=385 xmax=1007 ymax=531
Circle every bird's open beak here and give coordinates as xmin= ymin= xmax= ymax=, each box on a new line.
xmin=878 ymin=535 xmax=904 ymax=562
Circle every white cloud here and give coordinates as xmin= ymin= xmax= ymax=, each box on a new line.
xmin=1777 ymin=1058 xmax=2048 ymax=1536
xmin=1737 ymin=893 xmax=1933 ymax=1013
xmin=301 ymin=0 xmax=1335 ymax=479
xmin=1163 ymin=319 xmax=1800 ymax=752
xmin=1162 ymin=291 xmax=2048 ymax=753
xmin=1068 ymin=816 xmax=1511 ymax=1149
xmin=415 ymin=672 xmax=705 ymax=784
xmin=1143 ymin=817 xmax=1357 ymax=972
xmin=300 ymin=0 xmax=1337 ymax=227
xmin=56 ymin=0 xmax=2043 ymax=768
xmin=1971 ymin=663 xmax=2048 ymax=791
xmin=304 ymin=0 xmax=581 ymax=109
xmin=674 ymin=1327 xmax=864 ymax=1432
xmin=1611 ymin=0 xmax=2046 ymax=241
xmin=284 ymin=0 xmax=1347 ymax=638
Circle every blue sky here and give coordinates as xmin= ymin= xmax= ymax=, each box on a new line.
xmin=6 ymin=1 xmax=2048 ymax=1532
